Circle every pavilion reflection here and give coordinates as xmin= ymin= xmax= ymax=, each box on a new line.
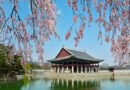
xmin=51 ymin=78 xmax=100 ymax=90
xmin=110 ymin=74 xmax=115 ymax=81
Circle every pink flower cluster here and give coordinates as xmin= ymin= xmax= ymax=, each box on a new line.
xmin=67 ymin=0 xmax=130 ymax=64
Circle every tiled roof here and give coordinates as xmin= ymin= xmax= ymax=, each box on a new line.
xmin=64 ymin=47 xmax=102 ymax=61
xmin=48 ymin=47 xmax=103 ymax=62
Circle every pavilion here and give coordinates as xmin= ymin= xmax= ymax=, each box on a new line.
xmin=48 ymin=47 xmax=103 ymax=73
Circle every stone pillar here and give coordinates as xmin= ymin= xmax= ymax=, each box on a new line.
xmin=91 ymin=67 xmax=93 ymax=73
xmin=92 ymin=67 xmax=93 ymax=73
xmin=52 ymin=67 xmax=54 ymax=72
xmin=85 ymin=66 xmax=87 ymax=73
xmin=95 ymin=67 xmax=96 ymax=72
xmin=90 ymin=66 xmax=91 ymax=73
xmin=52 ymin=67 xmax=56 ymax=72
xmin=97 ymin=63 xmax=99 ymax=72
xmin=66 ymin=66 xmax=69 ymax=73
xmin=55 ymin=67 xmax=57 ymax=72
xmin=89 ymin=67 xmax=91 ymax=73
xmin=57 ymin=67 xmax=60 ymax=73
xmin=87 ymin=67 xmax=89 ymax=73
xmin=91 ymin=64 xmax=93 ymax=73
xmin=81 ymin=66 xmax=83 ymax=73
xmin=77 ymin=66 xmax=79 ymax=73
xmin=51 ymin=67 xmax=53 ymax=72
xmin=55 ymin=65 xmax=57 ymax=72
xmin=97 ymin=67 xmax=99 ymax=72
xmin=72 ymin=66 xmax=74 ymax=73
xmin=62 ymin=67 xmax=64 ymax=73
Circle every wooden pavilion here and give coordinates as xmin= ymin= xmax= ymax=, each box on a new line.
xmin=48 ymin=47 xmax=103 ymax=73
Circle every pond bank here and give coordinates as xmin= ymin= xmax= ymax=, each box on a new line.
xmin=32 ymin=70 xmax=130 ymax=80
xmin=0 ymin=74 xmax=33 ymax=81
xmin=1 ymin=70 xmax=129 ymax=80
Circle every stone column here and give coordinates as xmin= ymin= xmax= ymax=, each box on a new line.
xmin=77 ymin=66 xmax=79 ymax=73
xmin=50 ymin=67 xmax=53 ymax=72
xmin=95 ymin=67 xmax=97 ymax=72
xmin=52 ymin=67 xmax=54 ymax=72
xmin=62 ymin=66 xmax=64 ymax=73
xmin=89 ymin=66 xmax=91 ymax=73
xmin=91 ymin=64 xmax=93 ymax=73
xmin=52 ymin=67 xmax=56 ymax=72
xmin=91 ymin=67 xmax=93 ymax=73
xmin=66 ymin=66 xmax=69 ymax=73
xmin=97 ymin=67 xmax=99 ymax=72
xmin=91 ymin=64 xmax=94 ymax=73
xmin=94 ymin=67 xmax=96 ymax=72
xmin=97 ymin=63 xmax=99 ymax=72
xmin=55 ymin=67 xmax=57 ymax=72
xmin=87 ymin=67 xmax=89 ymax=73
xmin=81 ymin=66 xmax=83 ymax=73
xmin=72 ymin=66 xmax=74 ymax=73
xmin=85 ymin=66 xmax=87 ymax=73
xmin=90 ymin=66 xmax=91 ymax=73
xmin=93 ymin=64 xmax=96 ymax=72
xmin=55 ymin=65 xmax=57 ymax=72
xmin=57 ymin=67 xmax=60 ymax=73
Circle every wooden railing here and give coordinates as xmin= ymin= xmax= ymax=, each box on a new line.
xmin=52 ymin=64 xmax=99 ymax=67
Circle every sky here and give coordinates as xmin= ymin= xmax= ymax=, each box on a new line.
xmin=2 ymin=0 xmax=115 ymax=65
xmin=43 ymin=0 xmax=115 ymax=65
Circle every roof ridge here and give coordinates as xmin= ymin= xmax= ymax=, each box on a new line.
xmin=63 ymin=47 xmax=103 ymax=61
xmin=56 ymin=55 xmax=72 ymax=59
xmin=63 ymin=47 xmax=74 ymax=55
xmin=63 ymin=47 xmax=86 ymax=53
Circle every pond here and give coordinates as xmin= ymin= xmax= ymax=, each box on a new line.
xmin=0 ymin=76 xmax=130 ymax=90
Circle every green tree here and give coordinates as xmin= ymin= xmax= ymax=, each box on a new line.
xmin=0 ymin=44 xmax=24 ymax=78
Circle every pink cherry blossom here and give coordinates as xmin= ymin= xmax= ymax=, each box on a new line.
xmin=73 ymin=15 xmax=78 ymax=23
xmin=0 ymin=0 xmax=129 ymax=65
xmin=65 ymin=31 xmax=71 ymax=40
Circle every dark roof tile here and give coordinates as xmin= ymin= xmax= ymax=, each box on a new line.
xmin=64 ymin=47 xmax=102 ymax=61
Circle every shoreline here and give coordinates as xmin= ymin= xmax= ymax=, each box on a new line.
xmin=1 ymin=70 xmax=130 ymax=80
xmin=33 ymin=70 xmax=130 ymax=80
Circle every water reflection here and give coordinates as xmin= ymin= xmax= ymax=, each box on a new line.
xmin=0 ymin=80 xmax=23 ymax=90
xmin=110 ymin=74 xmax=115 ymax=81
xmin=21 ymin=78 xmax=51 ymax=90
xmin=0 ymin=75 xmax=130 ymax=90
xmin=51 ymin=79 xmax=100 ymax=90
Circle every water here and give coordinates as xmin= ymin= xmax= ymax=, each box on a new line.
xmin=0 ymin=76 xmax=130 ymax=90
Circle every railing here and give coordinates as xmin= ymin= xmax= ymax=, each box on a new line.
xmin=52 ymin=64 xmax=99 ymax=67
